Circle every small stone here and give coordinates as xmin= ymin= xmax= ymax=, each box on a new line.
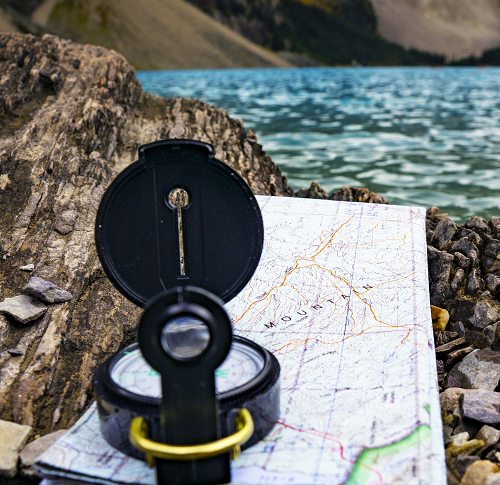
xmin=454 ymin=455 xmax=480 ymax=479
xmin=433 ymin=217 xmax=458 ymax=250
xmin=435 ymin=331 xmax=460 ymax=346
xmin=449 ymin=432 xmax=471 ymax=447
xmin=490 ymin=217 xmax=500 ymax=238
xmin=19 ymin=263 xmax=34 ymax=271
xmin=469 ymin=302 xmax=499 ymax=330
xmin=19 ymin=429 xmax=66 ymax=477
xmin=54 ymin=209 xmax=78 ymax=235
xmin=447 ymin=439 xmax=485 ymax=458
xmin=7 ymin=349 xmax=23 ymax=356
xmin=455 ymin=252 xmax=472 ymax=270
xmin=23 ymin=277 xmax=72 ymax=304
xmin=484 ymin=323 xmax=500 ymax=350
xmin=448 ymin=349 xmax=500 ymax=391
xmin=451 ymin=238 xmax=479 ymax=267
xmin=485 ymin=275 xmax=500 ymax=296
xmin=446 ymin=346 xmax=475 ymax=369
xmin=452 ymin=268 xmax=466 ymax=292
xmin=467 ymin=269 xmax=484 ymax=295
xmin=473 ymin=425 xmax=500 ymax=455
xmin=460 ymin=391 xmax=500 ymax=424
xmin=465 ymin=330 xmax=489 ymax=350
xmin=428 ymin=246 xmax=454 ymax=306
xmin=0 ymin=295 xmax=47 ymax=324
xmin=465 ymin=216 xmax=491 ymax=235
xmin=432 ymin=305 xmax=450 ymax=331
xmin=461 ymin=229 xmax=484 ymax=247
xmin=449 ymin=321 xmax=466 ymax=337
xmin=441 ymin=389 xmax=475 ymax=412
xmin=437 ymin=359 xmax=445 ymax=383
xmin=436 ymin=337 xmax=466 ymax=355
xmin=0 ymin=419 xmax=32 ymax=477
xmin=482 ymin=240 xmax=500 ymax=275
xmin=459 ymin=460 xmax=499 ymax=485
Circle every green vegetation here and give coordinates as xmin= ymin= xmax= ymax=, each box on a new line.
xmin=450 ymin=46 xmax=500 ymax=66
xmin=345 ymin=425 xmax=432 ymax=485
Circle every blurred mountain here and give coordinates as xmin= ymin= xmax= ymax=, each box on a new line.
xmin=185 ymin=0 xmax=445 ymax=65
xmin=0 ymin=0 xmax=292 ymax=69
xmin=370 ymin=0 xmax=500 ymax=61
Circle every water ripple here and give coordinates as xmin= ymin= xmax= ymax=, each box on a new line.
xmin=138 ymin=67 xmax=500 ymax=224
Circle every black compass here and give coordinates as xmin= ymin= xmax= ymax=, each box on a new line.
xmin=92 ymin=140 xmax=280 ymax=485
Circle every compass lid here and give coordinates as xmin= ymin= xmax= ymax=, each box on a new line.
xmin=95 ymin=139 xmax=264 ymax=307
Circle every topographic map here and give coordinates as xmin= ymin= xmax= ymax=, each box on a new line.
xmin=36 ymin=196 xmax=445 ymax=485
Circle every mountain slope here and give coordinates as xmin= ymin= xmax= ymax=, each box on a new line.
xmin=369 ymin=0 xmax=500 ymax=61
xmin=29 ymin=0 xmax=292 ymax=69
xmin=187 ymin=0 xmax=444 ymax=65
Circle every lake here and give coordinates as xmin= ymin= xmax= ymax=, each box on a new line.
xmin=137 ymin=67 xmax=500 ymax=225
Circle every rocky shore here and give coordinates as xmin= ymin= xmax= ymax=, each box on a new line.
xmin=1 ymin=32 xmax=500 ymax=484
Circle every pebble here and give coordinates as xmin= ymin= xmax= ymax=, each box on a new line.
xmin=455 ymin=456 xmax=480 ymax=479
xmin=447 ymin=439 xmax=485 ymax=458
xmin=7 ymin=349 xmax=23 ymax=356
xmin=460 ymin=391 xmax=500 ymax=424
xmin=432 ymin=305 xmax=450 ymax=331
xmin=485 ymin=275 xmax=500 ymax=296
xmin=448 ymin=349 xmax=500 ymax=391
xmin=441 ymin=388 xmax=475 ymax=412
xmin=23 ymin=276 xmax=72 ymax=304
xmin=19 ymin=263 xmax=34 ymax=271
xmin=459 ymin=460 xmax=499 ymax=485
xmin=0 ymin=295 xmax=47 ymax=324
xmin=0 ymin=419 xmax=32 ymax=477
xmin=19 ymin=429 xmax=67 ymax=477
xmin=474 ymin=425 xmax=500 ymax=455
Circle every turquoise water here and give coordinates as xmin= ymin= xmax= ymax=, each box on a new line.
xmin=137 ymin=67 xmax=500 ymax=225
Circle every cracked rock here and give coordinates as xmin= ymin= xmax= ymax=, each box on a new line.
xmin=0 ymin=295 xmax=47 ymax=324
xmin=433 ymin=217 xmax=458 ymax=251
xmin=23 ymin=277 xmax=72 ymax=304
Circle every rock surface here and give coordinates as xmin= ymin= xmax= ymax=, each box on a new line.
xmin=460 ymin=391 xmax=500 ymax=424
xmin=0 ymin=419 xmax=32 ymax=477
xmin=0 ymin=32 xmax=292 ymax=437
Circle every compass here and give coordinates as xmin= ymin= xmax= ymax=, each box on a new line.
xmin=92 ymin=140 xmax=280 ymax=485
xmin=93 ymin=335 xmax=280 ymax=460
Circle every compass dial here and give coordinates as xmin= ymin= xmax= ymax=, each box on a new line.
xmin=110 ymin=340 xmax=265 ymax=397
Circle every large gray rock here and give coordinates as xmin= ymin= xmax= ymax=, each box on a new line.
xmin=440 ymin=388 xmax=475 ymax=412
xmin=0 ymin=419 xmax=32 ymax=477
xmin=448 ymin=349 xmax=500 ymax=391
xmin=460 ymin=391 xmax=500 ymax=424
xmin=23 ymin=277 xmax=72 ymax=304
xmin=0 ymin=33 xmax=292 ymax=438
xmin=19 ymin=429 xmax=67 ymax=477
xmin=0 ymin=295 xmax=47 ymax=324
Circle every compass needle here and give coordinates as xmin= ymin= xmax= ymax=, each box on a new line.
xmin=168 ymin=188 xmax=189 ymax=276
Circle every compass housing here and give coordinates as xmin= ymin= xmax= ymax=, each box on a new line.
xmin=93 ymin=337 xmax=280 ymax=460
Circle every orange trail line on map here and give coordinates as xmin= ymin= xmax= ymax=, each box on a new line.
xmin=232 ymin=214 xmax=359 ymax=326
xmin=273 ymin=325 xmax=412 ymax=354
xmin=233 ymin=210 xmax=416 ymax=349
